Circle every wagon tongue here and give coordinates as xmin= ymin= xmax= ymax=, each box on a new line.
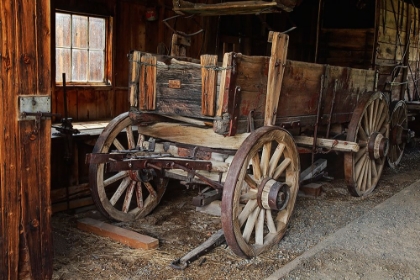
xmin=170 ymin=229 xmax=225 ymax=270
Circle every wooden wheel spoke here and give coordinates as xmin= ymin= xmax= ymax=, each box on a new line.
xmin=122 ymin=181 xmax=136 ymax=213
xmin=109 ymin=177 xmax=131 ymax=205
xmin=368 ymin=100 xmax=375 ymax=133
xmin=358 ymin=159 xmax=369 ymax=191
xmin=379 ymin=125 xmax=387 ymax=135
xmin=355 ymin=147 xmax=366 ymax=164
xmin=376 ymin=112 xmax=387 ymax=132
xmin=268 ymin=143 xmax=285 ymax=177
xmin=143 ymin=181 xmax=157 ymax=198
xmin=104 ymin=171 xmax=128 ymax=187
xmin=252 ymin=154 xmax=262 ymax=180
xmin=260 ymin=142 xmax=272 ymax=177
xmin=126 ymin=126 xmax=136 ymax=150
xmin=240 ymin=190 xmax=258 ymax=202
xmin=135 ymin=182 xmax=144 ymax=208
xmin=273 ymin=158 xmax=291 ymax=180
xmin=374 ymin=101 xmax=385 ymax=129
xmin=362 ymin=114 xmax=370 ymax=135
xmin=255 ymin=210 xmax=265 ymax=245
xmin=242 ymin=207 xmax=261 ymax=243
xmin=356 ymin=157 xmax=368 ymax=183
xmin=266 ymin=210 xmax=277 ymax=233
xmin=358 ymin=125 xmax=368 ymax=141
xmin=238 ymin=199 xmax=258 ymax=227
xmin=112 ymin=138 xmax=125 ymax=151
xmin=244 ymin=174 xmax=258 ymax=189
xmin=371 ymin=159 xmax=377 ymax=180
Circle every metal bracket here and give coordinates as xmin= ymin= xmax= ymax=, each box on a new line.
xmin=19 ymin=96 xmax=51 ymax=120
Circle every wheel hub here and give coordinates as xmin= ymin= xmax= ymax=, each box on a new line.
xmin=368 ymin=132 xmax=389 ymax=160
xmin=257 ymin=178 xmax=290 ymax=211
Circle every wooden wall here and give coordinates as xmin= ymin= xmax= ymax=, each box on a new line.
xmin=376 ymin=0 xmax=420 ymax=101
xmin=0 ymin=0 xmax=53 ymax=278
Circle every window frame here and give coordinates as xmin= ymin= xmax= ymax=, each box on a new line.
xmin=55 ymin=10 xmax=113 ymax=87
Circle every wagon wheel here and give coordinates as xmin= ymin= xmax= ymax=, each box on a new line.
xmin=344 ymin=92 xmax=389 ymax=197
xmin=387 ymin=100 xmax=408 ymax=169
xmin=89 ymin=112 xmax=168 ymax=222
xmin=221 ymin=126 xmax=300 ymax=258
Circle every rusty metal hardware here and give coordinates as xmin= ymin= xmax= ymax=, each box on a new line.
xmin=106 ymin=158 xmax=212 ymax=173
xmin=171 ymin=229 xmax=225 ymax=270
xmin=228 ymin=86 xmax=242 ymax=136
xmin=21 ymin=111 xmax=60 ymax=139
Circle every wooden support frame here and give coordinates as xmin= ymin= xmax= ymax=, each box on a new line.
xmin=139 ymin=55 xmax=157 ymax=110
xmin=200 ymin=55 xmax=218 ymax=116
xmin=265 ymin=32 xmax=289 ymax=126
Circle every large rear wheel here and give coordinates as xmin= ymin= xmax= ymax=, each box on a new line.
xmin=344 ymin=92 xmax=389 ymax=197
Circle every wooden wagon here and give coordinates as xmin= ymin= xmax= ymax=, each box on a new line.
xmin=86 ymin=24 xmax=409 ymax=262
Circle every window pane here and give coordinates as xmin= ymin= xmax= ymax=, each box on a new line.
xmin=89 ymin=17 xmax=105 ymax=50
xmin=72 ymin=15 xmax=88 ymax=49
xmin=72 ymin=49 xmax=88 ymax=81
xmin=56 ymin=48 xmax=71 ymax=82
xmin=56 ymin=13 xmax=71 ymax=47
xmin=89 ymin=50 xmax=105 ymax=82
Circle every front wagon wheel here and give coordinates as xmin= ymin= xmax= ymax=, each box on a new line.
xmin=221 ymin=126 xmax=300 ymax=258
xmin=89 ymin=112 xmax=168 ymax=222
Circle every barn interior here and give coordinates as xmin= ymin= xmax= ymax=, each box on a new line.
xmin=2 ymin=0 xmax=420 ymax=278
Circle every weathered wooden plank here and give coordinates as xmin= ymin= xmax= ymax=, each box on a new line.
xmin=139 ymin=55 xmax=157 ymax=110
xmin=216 ymin=52 xmax=234 ymax=117
xmin=265 ymin=32 xmax=289 ymax=125
xmin=201 ymin=55 xmax=218 ymax=116
xmin=77 ymin=218 xmax=159 ymax=249
xmin=129 ymin=51 xmax=141 ymax=108
xmin=172 ymin=0 xmax=294 ymax=16
xmin=139 ymin=122 xmax=249 ymax=150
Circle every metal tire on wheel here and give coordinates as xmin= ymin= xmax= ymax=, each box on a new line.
xmin=387 ymin=100 xmax=408 ymax=169
xmin=89 ymin=112 xmax=168 ymax=222
xmin=345 ymin=92 xmax=389 ymax=197
xmin=221 ymin=126 xmax=300 ymax=258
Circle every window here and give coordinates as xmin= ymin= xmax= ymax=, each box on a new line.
xmin=56 ymin=12 xmax=108 ymax=84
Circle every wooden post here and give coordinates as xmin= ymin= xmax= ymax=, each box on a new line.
xmin=265 ymin=32 xmax=289 ymax=126
xmin=201 ymin=55 xmax=218 ymax=116
xmin=0 ymin=0 xmax=53 ymax=279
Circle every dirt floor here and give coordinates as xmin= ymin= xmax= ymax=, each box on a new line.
xmin=51 ymin=142 xmax=420 ymax=280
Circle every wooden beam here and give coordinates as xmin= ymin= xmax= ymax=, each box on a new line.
xmin=294 ymin=136 xmax=360 ymax=153
xmin=265 ymin=32 xmax=289 ymax=126
xmin=201 ymin=55 xmax=218 ymax=116
xmin=140 ymin=55 xmax=157 ymax=110
xmin=77 ymin=218 xmax=159 ymax=250
xmin=172 ymin=0 xmax=295 ymax=16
